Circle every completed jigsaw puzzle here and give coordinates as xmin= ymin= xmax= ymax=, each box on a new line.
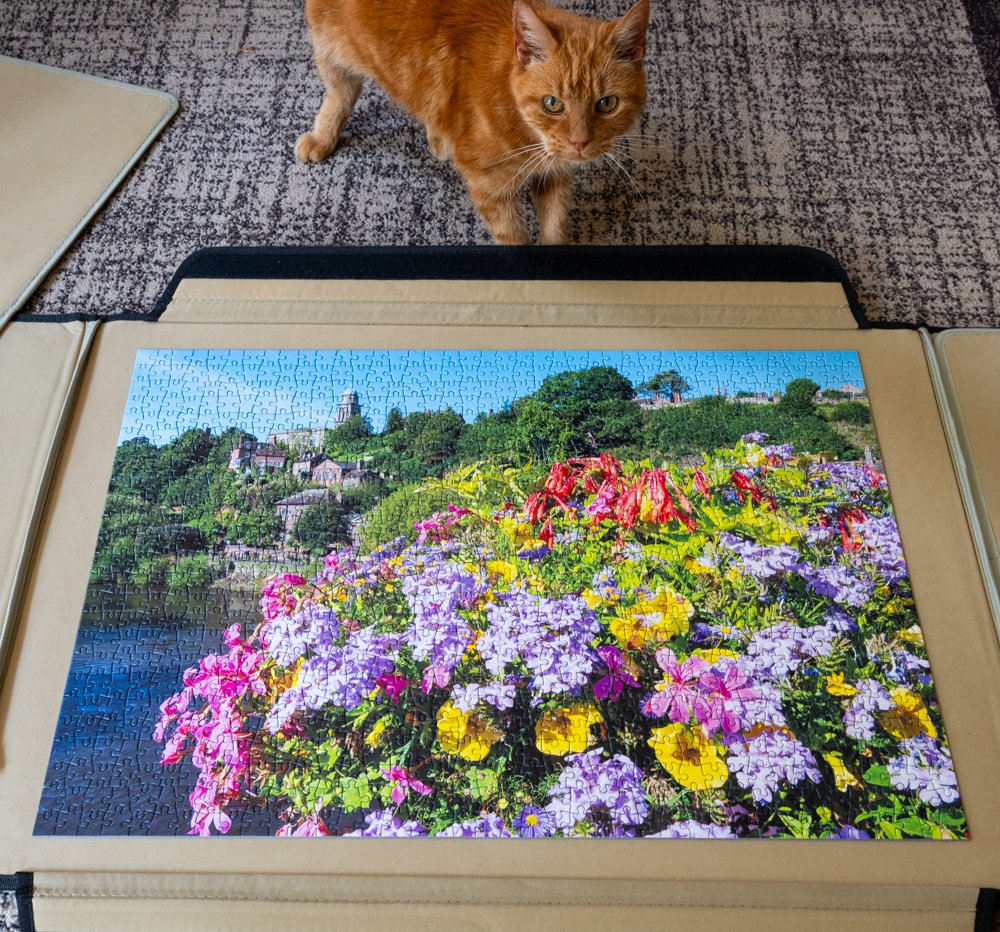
xmin=35 ymin=348 xmax=967 ymax=839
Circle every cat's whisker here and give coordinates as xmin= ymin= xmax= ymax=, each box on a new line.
xmin=485 ymin=143 xmax=549 ymax=168
xmin=603 ymin=152 xmax=646 ymax=205
xmin=504 ymin=149 xmax=551 ymax=194
xmin=613 ymin=144 xmax=672 ymax=180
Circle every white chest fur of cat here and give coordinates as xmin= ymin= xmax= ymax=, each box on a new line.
xmin=296 ymin=0 xmax=650 ymax=244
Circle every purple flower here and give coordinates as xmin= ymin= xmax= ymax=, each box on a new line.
xmin=517 ymin=543 xmax=551 ymax=560
xmin=402 ymin=565 xmax=477 ymax=674
xmin=743 ymin=622 xmax=837 ymax=682
xmin=592 ymin=645 xmax=640 ymax=702
xmin=725 ymin=730 xmax=822 ymax=805
xmin=265 ymin=626 xmax=401 ymax=731
xmin=477 ymin=593 xmax=600 ymax=699
xmin=450 ymin=679 xmax=519 ymax=714
xmin=887 ymin=737 xmax=960 ymax=807
xmin=347 ymin=809 xmax=428 ymax=837
xmin=824 ymin=825 xmax=871 ymax=839
xmin=545 ymin=749 xmax=648 ymax=833
xmin=513 ymin=804 xmax=558 ymax=837
xmin=843 ymin=678 xmax=893 ymax=740
xmin=436 ymin=814 xmax=512 ymax=837
xmin=857 ymin=516 xmax=908 ymax=584
xmin=799 ymin=563 xmax=874 ymax=608
xmin=720 ymin=533 xmax=804 ymax=580
xmin=741 ymin=432 xmax=769 ymax=444
xmin=647 ymin=820 xmax=736 ymax=839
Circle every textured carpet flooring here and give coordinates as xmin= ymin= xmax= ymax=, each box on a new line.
xmin=0 ymin=0 xmax=998 ymax=326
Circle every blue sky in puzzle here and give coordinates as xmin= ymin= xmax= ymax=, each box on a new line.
xmin=120 ymin=349 xmax=865 ymax=444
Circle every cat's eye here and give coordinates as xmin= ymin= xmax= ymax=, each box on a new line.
xmin=541 ymin=96 xmax=565 ymax=114
xmin=596 ymin=95 xmax=619 ymax=114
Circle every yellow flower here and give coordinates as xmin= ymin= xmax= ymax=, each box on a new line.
xmin=691 ymin=648 xmax=738 ymax=665
xmin=499 ymin=517 xmax=534 ymax=546
xmin=897 ymin=626 xmax=925 ymax=648
xmin=825 ymin=673 xmax=858 ymax=697
xmin=648 ymin=724 xmax=728 ymax=790
xmin=535 ymin=704 xmax=603 ymax=757
xmin=685 ymin=557 xmax=716 ymax=576
xmin=822 ymin=752 xmax=862 ymax=792
xmin=365 ymin=717 xmax=389 ymax=748
xmin=878 ymin=688 xmax=938 ymax=740
xmin=436 ymin=700 xmax=502 ymax=761
xmin=486 ymin=560 xmax=518 ymax=583
xmin=610 ymin=587 xmax=693 ymax=649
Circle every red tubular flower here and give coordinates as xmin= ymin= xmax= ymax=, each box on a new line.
xmin=666 ymin=474 xmax=695 ymax=514
xmin=731 ymin=470 xmax=763 ymax=504
xmin=613 ymin=482 xmax=643 ymax=529
xmin=644 ymin=469 xmax=678 ymax=523
xmin=694 ymin=468 xmax=711 ymax=500
xmin=524 ymin=491 xmax=548 ymax=524
xmin=538 ymin=518 xmax=555 ymax=547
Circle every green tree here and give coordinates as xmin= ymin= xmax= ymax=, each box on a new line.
xmin=294 ymin=501 xmax=354 ymax=552
xmin=402 ymin=408 xmax=467 ymax=468
xmin=231 ymin=506 xmax=284 ymax=547
xmin=384 ymin=407 xmax=405 ymax=435
xmin=779 ymin=379 xmax=821 ymax=416
xmin=110 ymin=437 xmax=170 ymax=502
xmin=518 ymin=366 xmax=641 ymax=457
xmin=640 ymin=368 xmax=690 ymax=402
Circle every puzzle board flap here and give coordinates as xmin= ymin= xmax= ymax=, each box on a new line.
xmin=3 ymin=319 xmax=999 ymax=896
xmin=159 ymin=277 xmax=858 ymax=329
xmin=0 ymin=320 xmax=98 ymax=684
xmin=933 ymin=330 xmax=1000 ymax=621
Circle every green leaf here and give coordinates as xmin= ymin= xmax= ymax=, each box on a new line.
xmin=863 ymin=765 xmax=891 ymax=787
xmin=896 ymin=817 xmax=935 ymax=838
xmin=879 ymin=820 xmax=903 ymax=839
xmin=339 ymin=774 xmax=375 ymax=812
xmin=468 ymin=768 xmax=499 ymax=801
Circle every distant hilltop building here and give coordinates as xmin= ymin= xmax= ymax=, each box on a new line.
xmin=228 ymin=437 xmax=286 ymax=474
xmin=292 ymin=453 xmax=372 ymax=488
xmin=266 ymin=428 xmax=327 ymax=451
xmin=337 ymin=387 xmax=361 ymax=424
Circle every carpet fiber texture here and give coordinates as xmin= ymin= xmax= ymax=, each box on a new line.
xmin=0 ymin=0 xmax=999 ymax=327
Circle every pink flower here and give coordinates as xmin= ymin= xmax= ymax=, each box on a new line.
xmin=643 ymin=648 xmax=710 ymax=721
xmin=380 ymin=766 xmax=434 ymax=805
xmin=697 ymin=663 xmax=761 ymax=735
xmin=376 ymin=673 xmax=409 ymax=704
xmin=592 ymin=645 xmax=639 ymax=702
xmin=421 ymin=663 xmax=451 ymax=693
xmin=276 ymin=816 xmax=330 ymax=837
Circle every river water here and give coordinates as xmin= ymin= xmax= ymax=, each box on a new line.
xmin=34 ymin=583 xmax=284 ymax=836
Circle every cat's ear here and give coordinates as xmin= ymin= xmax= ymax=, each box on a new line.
xmin=513 ymin=1 xmax=557 ymax=66
xmin=611 ymin=0 xmax=650 ymax=63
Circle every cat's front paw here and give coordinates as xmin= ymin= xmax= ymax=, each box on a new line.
xmin=295 ymin=132 xmax=336 ymax=164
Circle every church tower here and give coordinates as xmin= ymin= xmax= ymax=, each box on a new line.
xmin=336 ymin=387 xmax=361 ymax=423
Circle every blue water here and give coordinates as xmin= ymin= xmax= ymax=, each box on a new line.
xmin=34 ymin=586 xmax=283 ymax=836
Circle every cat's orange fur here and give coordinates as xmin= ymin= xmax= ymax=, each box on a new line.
xmin=296 ymin=0 xmax=650 ymax=244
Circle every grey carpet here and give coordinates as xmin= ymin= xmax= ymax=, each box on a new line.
xmin=0 ymin=0 xmax=998 ymax=326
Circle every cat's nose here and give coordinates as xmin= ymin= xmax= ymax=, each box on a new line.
xmin=570 ymin=137 xmax=592 ymax=155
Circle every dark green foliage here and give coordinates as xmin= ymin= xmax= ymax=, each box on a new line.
xmin=294 ymin=501 xmax=355 ymax=553
xmin=325 ymin=415 xmax=374 ymax=451
xmin=825 ymin=401 xmax=871 ymax=426
xmin=779 ymin=378 xmax=821 ymax=415
xmin=644 ymin=395 xmax=854 ymax=459
xmin=384 ymin=407 xmax=405 ymax=435
xmin=362 ymin=483 xmax=455 ymax=548
xmin=639 ymin=368 xmax=690 ymax=401
xmin=514 ymin=366 xmax=642 ymax=459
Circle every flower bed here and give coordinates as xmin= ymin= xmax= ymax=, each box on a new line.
xmin=156 ymin=437 xmax=966 ymax=839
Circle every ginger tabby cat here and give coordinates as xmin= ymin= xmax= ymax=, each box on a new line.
xmin=296 ymin=0 xmax=650 ymax=244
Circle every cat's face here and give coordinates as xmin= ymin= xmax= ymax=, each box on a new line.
xmin=510 ymin=0 xmax=649 ymax=164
